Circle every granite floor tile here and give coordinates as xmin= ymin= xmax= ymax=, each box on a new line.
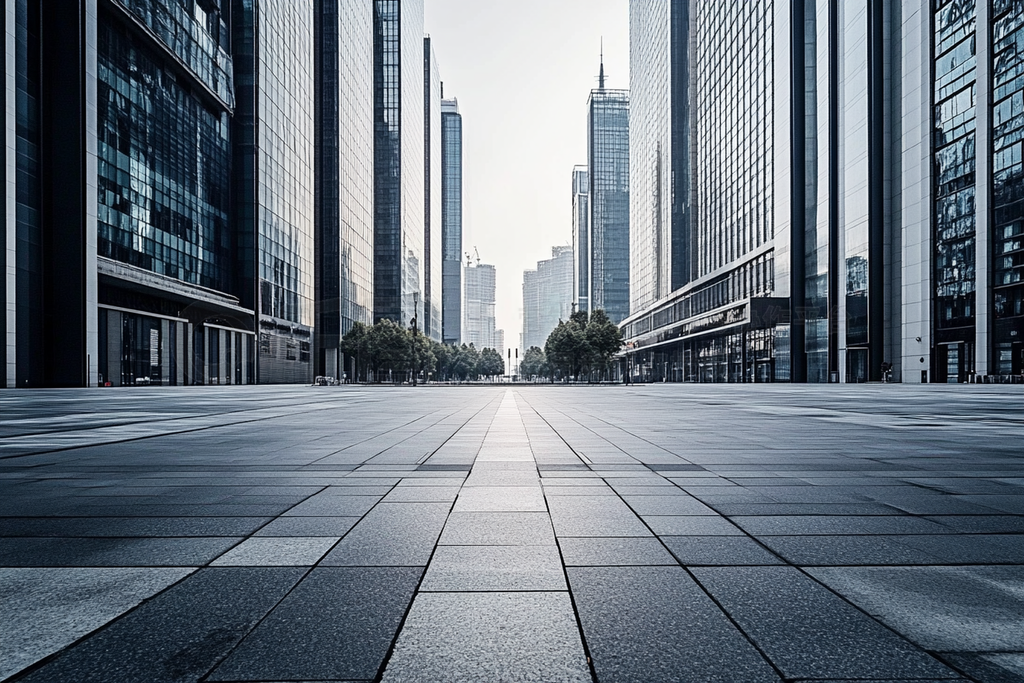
xmin=558 ymin=537 xmax=677 ymax=566
xmin=420 ymin=545 xmax=565 ymax=591
xmin=211 ymin=537 xmax=339 ymax=566
xmin=452 ymin=486 xmax=546 ymax=512
xmin=568 ymin=566 xmax=780 ymax=682
xmin=208 ymin=567 xmax=421 ymax=682
xmin=381 ymin=592 xmax=590 ymax=682
xmin=693 ymin=566 xmax=960 ymax=680
xmin=320 ymin=503 xmax=451 ymax=566
xmin=254 ymin=516 xmax=361 ymax=537
xmin=662 ymin=536 xmax=785 ymax=566
xmin=644 ymin=515 xmax=744 ymax=536
xmin=546 ymin=496 xmax=652 ymax=537
xmin=0 ymin=567 xmax=193 ymax=680
xmin=621 ymin=494 xmax=717 ymax=516
xmin=16 ymin=567 xmax=305 ymax=683
xmin=0 ymin=537 xmax=240 ymax=567
xmin=438 ymin=512 xmax=556 ymax=546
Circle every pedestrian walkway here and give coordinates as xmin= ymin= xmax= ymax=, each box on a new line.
xmin=0 ymin=384 xmax=1022 ymax=682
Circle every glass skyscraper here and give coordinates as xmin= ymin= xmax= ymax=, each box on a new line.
xmin=463 ymin=260 xmax=503 ymax=351
xmin=588 ymin=80 xmax=630 ymax=325
xmin=522 ymin=246 xmax=574 ymax=352
xmin=233 ymin=0 xmax=316 ymax=384
xmin=441 ymin=97 xmax=463 ymax=345
xmin=423 ymin=36 xmax=442 ymax=342
xmin=373 ymin=0 xmax=425 ymax=328
xmin=572 ymin=166 xmax=590 ymax=313
xmin=629 ymin=0 xmax=690 ymax=312
xmin=315 ymin=0 xmax=375 ymax=380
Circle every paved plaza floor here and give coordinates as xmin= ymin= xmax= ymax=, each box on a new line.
xmin=1 ymin=384 xmax=1022 ymax=682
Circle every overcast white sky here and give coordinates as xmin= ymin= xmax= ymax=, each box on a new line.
xmin=424 ymin=0 xmax=629 ymax=353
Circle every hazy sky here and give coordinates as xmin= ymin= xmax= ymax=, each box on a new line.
xmin=424 ymin=0 xmax=629 ymax=352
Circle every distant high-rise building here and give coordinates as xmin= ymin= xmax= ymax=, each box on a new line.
xmin=572 ymin=166 xmax=590 ymax=313
xmin=588 ymin=62 xmax=631 ymax=325
xmin=234 ymin=0 xmax=316 ymax=384
xmin=463 ymin=260 xmax=503 ymax=350
xmin=630 ymin=0 xmax=691 ymax=312
xmin=522 ymin=246 xmax=574 ymax=351
xmin=441 ymin=98 xmax=464 ymax=345
xmin=315 ymin=0 xmax=375 ymax=380
xmin=423 ymin=37 xmax=442 ymax=342
xmin=373 ymin=0 xmax=425 ymax=328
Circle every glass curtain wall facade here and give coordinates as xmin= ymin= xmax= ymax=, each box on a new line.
xmin=588 ymin=88 xmax=631 ymax=324
xmin=629 ymin=0 xmax=691 ymax=312
xmin=991 ymin=0 xmax=1024 ymax=377
xmin=233 ymin=0 xmax=315 ymax=384
xmin=463 ymin=261 xmax=502 ymax=350
xmin=315 ymin=0 xmax=374 ymax=380
xmin=373 ymin=0 xmax=424 ymax=327
xmin=932 ymin=0 xmax=978 ymax=382
xmin=522 ymin=246 xmax=574 ymax=351
xmin=572 ymin=166 xmax=590 ymax=313
xmin=423 ymin=37 xmax=442 ymax=341
xmin=441 ymin=97 xmax=463 ymax=345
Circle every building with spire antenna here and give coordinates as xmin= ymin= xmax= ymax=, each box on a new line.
xmin=587 ymin=51 xmax=630 ymax=324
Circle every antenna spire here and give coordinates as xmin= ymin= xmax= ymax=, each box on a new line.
xmin=599 ymin=37 xmax=606 ymax=89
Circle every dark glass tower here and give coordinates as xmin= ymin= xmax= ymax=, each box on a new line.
xmin=315 ymin=0 xmax=375 ymax=380
xmin=423 ymin=37 xmax=442 ymax=342
xmin=572 ymin=166 xmax=590 ymax=313
xmin=373 ymin=0 xmax=425 ymax=327
xmin=588 ymin=71 xmax=630 ymax=325
xmin=233 ymin=0 xmax=316 ymax=384
xmin=441 ymin=97 xmax=463 ymax=345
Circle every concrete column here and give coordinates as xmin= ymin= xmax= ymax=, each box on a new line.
xmin=160 ymin=319 xmax=170 ymax=386
xmin=107 ymin=310 xmax=121 ymax=387
xmin=975 ymin=0 xmax=992 ymax=376
xmin=176 ymin=321 xmax=185 ymax=385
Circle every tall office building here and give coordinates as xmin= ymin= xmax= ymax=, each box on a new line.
xmin=463 ymin=260 xmax=503 ymax=350
xmin=623 ymin=0 xmax=1023 ymax=384
xmin=315 ymin=0 xmax=375 ymax=380
xmin=233 ymin=0 xmax=316 ymax=384
xmin=423 ymin=37 xmax=442 ymax=341
xmin=522 ymin=246 xmax=574 ymax=351
xmin=572 ymin=166 xmax=590 ymax=313
xmin=373 ymin=0 xmax=425 ymax=328
xmin=629 ymin=0 xmax=691 ymax=312
xmin=3 ymin=0 xmax=262 ymax=388
xmin=588 ymin=64 xmax=631 ymax=324
xmin=441 ymin=97 xmax=463 ymax=345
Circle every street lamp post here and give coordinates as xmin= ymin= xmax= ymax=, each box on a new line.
xmin=411 ymin=293 xmax=419 ymax=387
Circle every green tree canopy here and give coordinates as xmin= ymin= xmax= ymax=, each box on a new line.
xmin=519 ymin=346 xmax=548 ymax=380
xmin=478 ymin=347 xmax=505 ymax=379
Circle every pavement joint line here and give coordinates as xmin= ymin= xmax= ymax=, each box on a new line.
xmin=414 ymin=394 xmax=506 ymax=465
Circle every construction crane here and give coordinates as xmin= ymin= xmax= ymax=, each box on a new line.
xmin=465 ymin=247 xmax=481 ymax=267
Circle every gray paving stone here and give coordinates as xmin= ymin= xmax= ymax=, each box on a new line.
xmin=438 ymin=512 xmax=556 ymax=546
xmin=662 ymin=536 xmax=785 ymax=566
xmin=0 ymin=537 xmax=240 ymax=567
xmin=621 ymin=494 xmax=717 ymax=515
xmin=937 ymin=653 xmax=1024 ymax=683
xmin=568 ymin=566 xmax=780 ymax=682
xmin=809 ymin=566 xmax=1024 ymax=651
xmin=381 ymin=592 xmax=590 ymax=682
xmin=758 ymin=535 xmax=943 ymax=565
xmin=733 ymin=515 xmax=951 ymax=535
xmin=547 ymin=495 xmax=652 ymax=537
xmin=317 ymin=501 xmax=450 ymax=566
xmin=420 ymin=545 xmax=565 ymax=590
xmin=558 ymin=537 xmax=677 ymax=566
xmin=211 ymin=537 xmax=339 ymax=566
xmin=0 ymin=516 xmax=268 ymax=537
xmin=283 ymin=494 xmax=382 ymax=516
xmin=208 ymin=567 xmax=421 ymax=681
xmin=381 ymin=486 xmax=461 ymax=502
xmin=16 ymin=567 xmax=305 ymax=683
xmin=0 ymin=567 xmax=193 ymax=680
xmin=692 ymin=566 xmax=960 ymax=680
xmin=254 ymin=516 xmax=361 ymax=537
xmin=452 ymin=486 xmax=547 ymax=512
xmin=644 ymin=515 xmax=744 ymax=536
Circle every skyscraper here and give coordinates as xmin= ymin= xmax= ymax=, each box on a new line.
xmin=423 ymin=37 xmax=442 ymax=342
xmin=572 ymin=166 xmax=590 ymax=313
xmin=629 ymin=0 xmax=691 ymax=312
xmin=623 ymin=0 xmax=1024 ymax=384
xmin=233 ymin=0 xmax=316 ymax=384
xmin=588 ymin=63 xmax=631 ymax=325
xmin=373 ymin=0 xmax=425 ymax=328
xmin=441 ymin=97 xmax=464 ymax=346
xmin=315 ymin=0 xmax=375 ymax=380
xmin=522 ymin=246 xmax=574 ymax=351
xmin=463 ymin=259 xmax=503 ymax=351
